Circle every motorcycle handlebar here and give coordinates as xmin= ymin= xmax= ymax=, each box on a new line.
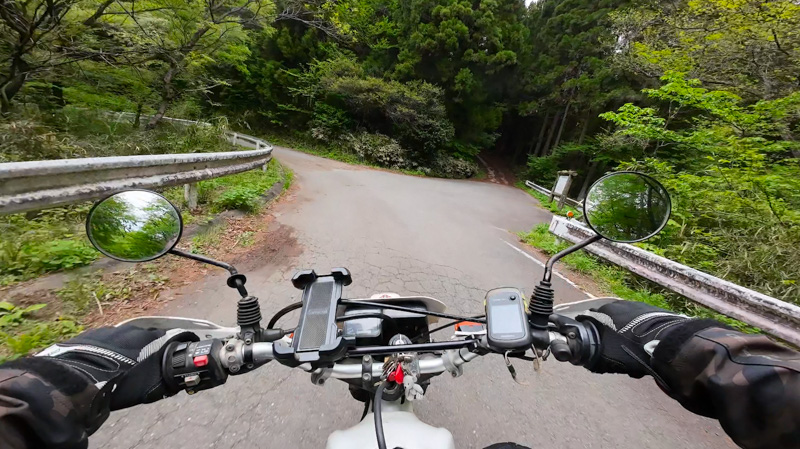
xmin=161 ymin=321 xmax=587 ymax=393
xmin=232 ymin=331 xmax=568 ymax=378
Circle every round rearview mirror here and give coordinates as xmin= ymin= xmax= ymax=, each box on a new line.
xmin=86 ymin=190 xmax=183 ymax=262
xmin=583 ymin=172 xmax=671 ymax=243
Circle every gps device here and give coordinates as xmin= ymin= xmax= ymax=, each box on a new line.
xmin=485 ymin=287 xmax=532 ymax=350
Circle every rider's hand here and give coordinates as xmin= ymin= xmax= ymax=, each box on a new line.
xmin=576 ymin=300 xmax=718 ymax=379
xmin=36 ymin=325 xmax=198 ymax=410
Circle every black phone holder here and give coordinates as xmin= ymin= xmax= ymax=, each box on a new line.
xmin=273 ymin=268 xmax=354 ymax=366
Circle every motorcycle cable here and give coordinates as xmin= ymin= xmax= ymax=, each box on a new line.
xmin=412 ymin=315 xmax=486 ymax=343
xmin=267 ymin=301 xmax=302 ymax=329
xmin=374 ymin=381 xmax=390 ymax=449
xmin=340 ymin=300 xmax=486 ymax=324
xmin=360 ymin=397 xmax=372 ymax=421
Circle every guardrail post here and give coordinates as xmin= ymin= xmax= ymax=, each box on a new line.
xmin=232 ymin=132 xmax=238 ymax=146
xmin=184 ymin=183 xmax=198 ymax=209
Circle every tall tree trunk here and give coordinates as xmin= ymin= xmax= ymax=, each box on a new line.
xmin=0 ymin=57 xmax=29 ymax=115
xmin=578 ymin=160 xmax=601 ymax=200
xmin=553 ymin=102 xmax=571 ymax=150
xmin=540 ymin=111 xmax=561 ymax=156
xmin=578 ymin=115 xmax=590 ymax=144
xmin=133 ymin=102 xmax=143 ymax=128
xmin=51 ymin=82 xmax=65 ymax=107
xmin=533 ymin=112 xmax=550 ymax=158
xmin=145 ymin=27 xmax=209 ymax=129
xmin=511 ymin=120 xmax=532 ymax=164
xmin=147 ymin=65 xmax=178 ymax=129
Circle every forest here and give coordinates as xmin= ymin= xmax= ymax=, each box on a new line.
xmin=1 ymin=0 xmax=798 ymax=308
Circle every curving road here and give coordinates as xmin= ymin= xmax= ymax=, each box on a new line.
xmin=91 ymin=147 xmax=734 ymax=449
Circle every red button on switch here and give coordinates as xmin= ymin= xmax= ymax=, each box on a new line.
xmin=193 ymin=355 xmax=208 ymax=367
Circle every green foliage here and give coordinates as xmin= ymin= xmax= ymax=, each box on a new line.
xmin=612 ymin=0 xmax=800 ymax=102
xmin=0 ymin=108 xmax=232 ymax=162
xmin=0 ymin=302 xmax=46 ymax=328
xmin=0 ymin=206 xmax=99 ymax=284
xmin=201 ymin=161 xmax=284 ymax=213
xmin=602 ymin=73 xmax=800 ymax=302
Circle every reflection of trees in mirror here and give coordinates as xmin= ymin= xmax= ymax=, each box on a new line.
xmin=88 ymin=192 xmax=181 ymax=261
xmin=585 ymin=174 xmax=670 ymax=242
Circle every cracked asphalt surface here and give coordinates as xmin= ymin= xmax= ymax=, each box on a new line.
xmin=90 ymin=148 xmax=735 ymax=449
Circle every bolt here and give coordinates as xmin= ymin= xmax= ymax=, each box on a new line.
xmin=362 ymin=355 xmax=371 ymax=363
xmin=318 ymin=379 xmax=325 ymax=385
xmin=567 ymin=331 xmax=577 ymax=339
xmin=362 ymin=373 xmax=371 ymax=381
xmin=226 ymin=344 xmax=235 ymax=352
xmin=451 ymin=371 xmax=458 ymax=378
xmin=247 ymin=364 xmax=254 ymax=369
xmin=244 ymin=338 xmax=252 ymax=345
xmin=187 ymin=390 xmax=195 ymax=395
xmin=228 ymin=355 xmax=236 ymax=363
xmin=230 ymin=365 xmax=240 ymax=373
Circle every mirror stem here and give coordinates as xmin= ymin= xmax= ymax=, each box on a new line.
xmin=168 ymin=249 xmax=239 ymax=275
xmin=542 ymin=234 xmax=601 ymax=283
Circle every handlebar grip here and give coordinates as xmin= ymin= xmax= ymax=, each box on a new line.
xmin=548 ymin=314 xmax=601 ymax=367
xmin=162 ymin=339 xmax=228 ymax=394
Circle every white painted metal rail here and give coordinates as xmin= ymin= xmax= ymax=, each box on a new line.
xmin=0 ymin=116 xmax=272 ymax=214
xmin=549 ymin=215 xmax=800 ymax=345
xmin=524 ymin=180 xmax=582 ymax=208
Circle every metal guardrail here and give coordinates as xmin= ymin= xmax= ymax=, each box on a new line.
xmin=524 ymin=180 xmax=582 ymax=209
xmin=0 ymin=115 xmax=273 ymax=214
xmin=549 ymin=215 xmax=800 ymax=346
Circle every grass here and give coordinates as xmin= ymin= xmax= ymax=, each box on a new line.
xmin=162 ymin=159 xmax=286 ymax=215
xmin=519 ymin=223 xmax=759 ymax=333
xmin=190 ymin=225 xmax=226 ymax=255
xmin=235 ymin=231 xmax=256 ymax=248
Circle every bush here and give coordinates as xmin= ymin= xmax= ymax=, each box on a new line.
xmin=432 ymin=156 xmax=479 ymax=178
xmin=0 ymin=107 xmax=232 ymax=162
xmin=296 ymin=56 xmax=456 ymax=166
xmin=344 ymin=132 xmax=408 ymax=169
xmin=0 ymin=206 xmax=99 ymax=284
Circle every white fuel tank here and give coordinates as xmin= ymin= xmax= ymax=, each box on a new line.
xmin=326 ymin=400 xmax=455 ymax=449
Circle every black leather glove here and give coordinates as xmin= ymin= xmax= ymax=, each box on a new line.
xmin=36 ymin=325 xmax=198 ymax=410
xmin=576 ymin=300 xmax=710 ymax=379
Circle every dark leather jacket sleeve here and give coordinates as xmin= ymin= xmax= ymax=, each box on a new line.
xmin=0 ymin=357 xmax=107 ymax=449
xmin=652 ymin=324 xmax=800 ymax=449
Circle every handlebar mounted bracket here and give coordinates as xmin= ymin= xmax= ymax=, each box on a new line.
xmin=273 ymin=268 xmax=354 ymax=367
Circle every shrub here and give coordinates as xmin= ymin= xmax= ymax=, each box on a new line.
xmin=0 ymin=207 xmax=99 ymax=283
xmin=213 ymin=186 xmax=264 ymax=213
xmin=432 ymin=156 xmax=479 ymax=178
xmin=344 ymin=132 xmax=408 ymax=169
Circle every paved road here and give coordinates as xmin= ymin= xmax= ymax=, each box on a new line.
xmin=91 ymin=148 xmax=734 ymax=449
